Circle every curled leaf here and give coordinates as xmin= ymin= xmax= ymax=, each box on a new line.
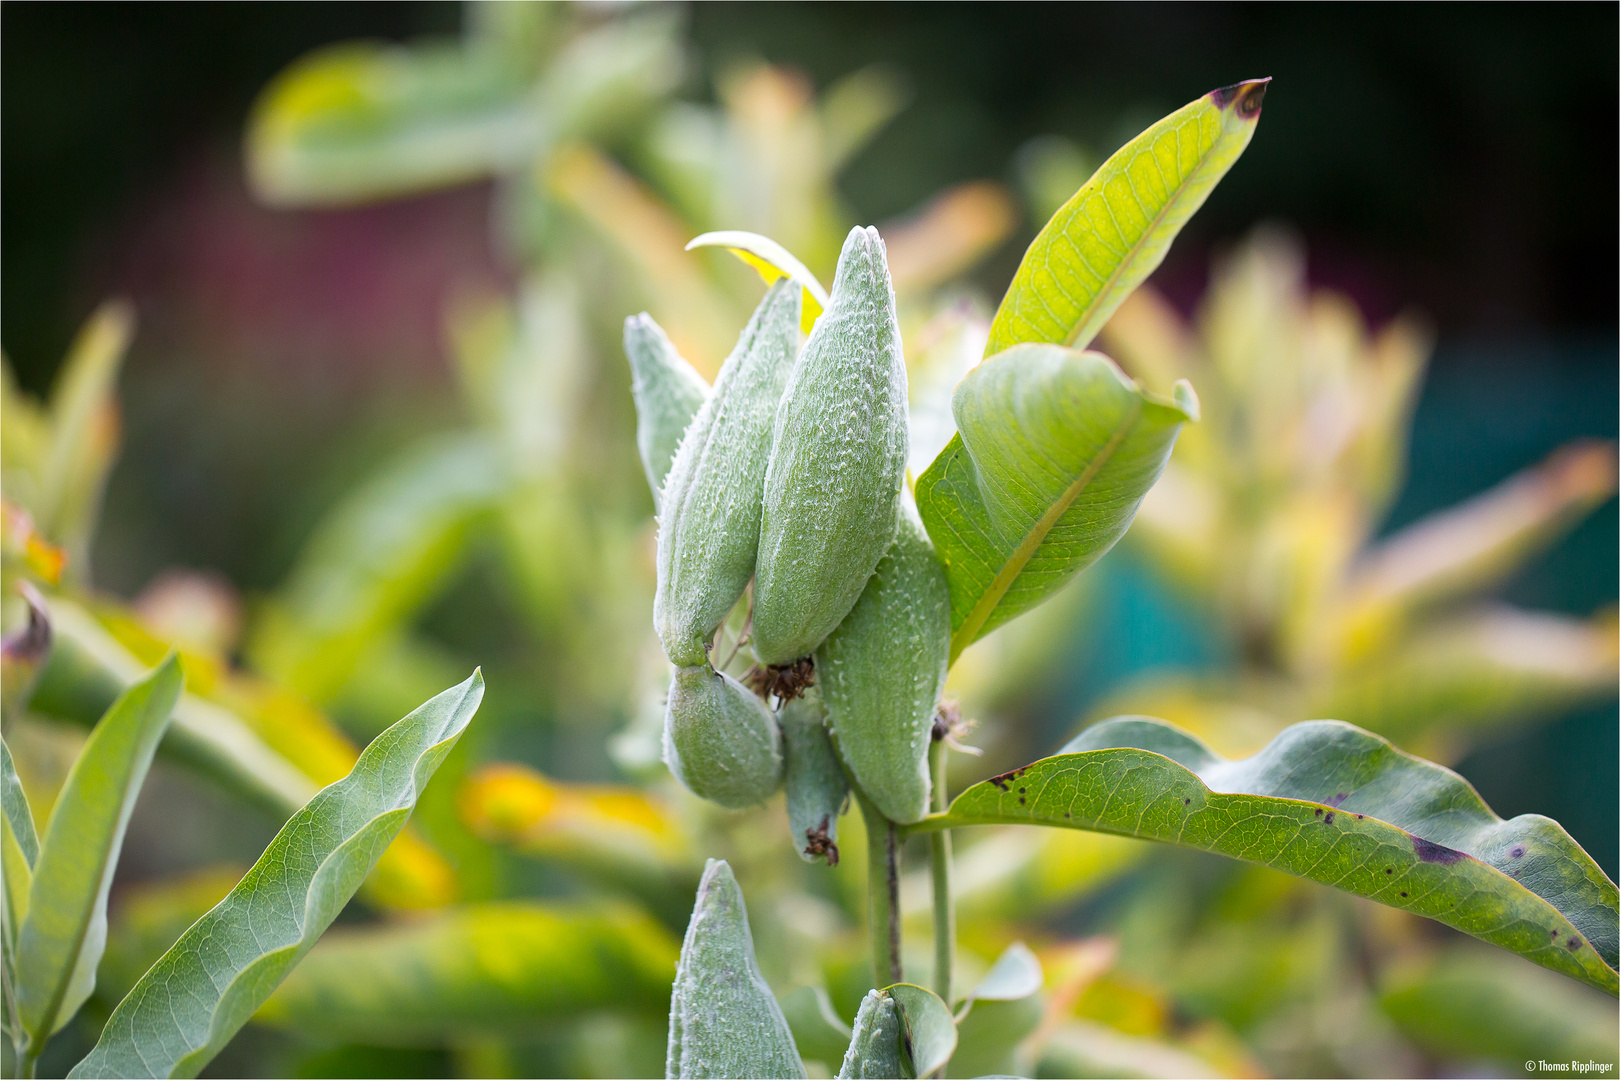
xmin=915 ymin=716 xmax=1619 ymax=994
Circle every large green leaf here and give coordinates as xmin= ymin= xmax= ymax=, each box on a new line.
xmin=253 ymin=901 xmax=678 ymax=1043
xmin=912 ymin=716 xmax=1618 ymax=994
xmin=15 ymin=656 xmax=181 ymax=1048
xmin=915 ymin=345 xmax=1194 ymax=659
xmin=69 ymin=671 xmax=484 ymax=1079
xmin=984 ymin=79 xmax=1266 ymax=357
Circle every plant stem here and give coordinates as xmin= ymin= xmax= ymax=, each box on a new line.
xmin=858 ymin=792 xmax=901 ymax=988
xmin=928 ymin=736 xmax=954 ymax=1005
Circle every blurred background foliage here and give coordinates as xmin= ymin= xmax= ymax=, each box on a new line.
xmin=2 ymin=3 xmax=1615 ymax=1078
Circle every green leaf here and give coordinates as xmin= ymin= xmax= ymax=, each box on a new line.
xmin=15 ymin=656 xmax=181 ymax=1046
xmin=2 ymin=735 xmax=39 ymax=1037
xmin=887 ymin=983 xmax=957 ymax=1078
xmin=915 ymin=345 xmax=1194 ymax=660
xmin=984 ymin=80 xmax=1266 ymax=358
xmin=253 ymin=901 xmax=679 ymax=1043
xmin=913 ymin=716 xmax=1619 ymax=995
xmin=248 ymin=433 xmax=507 ymax=703
xmin=964 ymin=941 xmax=1042 ymax=1005
xmin=667 ymin=859 xmax=805 ymax=1079
xmin=1379 ymin=946 xmax=1619 ymax=1069
xmin=68 ymin=671 xmax=484 ymax=1080
xmin=1 ymin=736 xmax=38 ymax=871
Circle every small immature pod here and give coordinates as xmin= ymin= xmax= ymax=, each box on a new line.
xmin=836 ymin=990 xmax=903 ymax=1080
xmin=752 ymin=226 xmax=909 ymax=667
xmin=815 ymin=496 xmax=950 ymax=825
xmin=779 ymin=688 xmax=849 ymax=864
xmin=624 ymin=312 xmax=710 ymax=508
xmin=655 ymin=281 xmax=802 ymax=667
xmin=663 ymin=662 xmax=785 ymax=809
xmin=667 ymin=859 xmax=806 ymax=1080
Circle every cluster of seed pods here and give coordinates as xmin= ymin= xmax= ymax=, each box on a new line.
xmin=626 ymin=225 xmax=951 ymax=861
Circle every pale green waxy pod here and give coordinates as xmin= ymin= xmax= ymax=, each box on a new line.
xmin=780 ymin=688 xmax=849 ymax=863
xmin=624 ymin=312 xmax=710 ymax=509
xmin=655 ymin=281 xmax=802 ymax=667
xmin=752 ymin=225 xmax=909 ymax=667
xmin=662 ymin=663 xmax=784 ymax=809
xmin=836 ymin=990 xmax=903 ymax=1079
xmin=666 ymin=859 xmax=806 ymax=1080
xmin=816 ymin=497 xmax=950 ymax=825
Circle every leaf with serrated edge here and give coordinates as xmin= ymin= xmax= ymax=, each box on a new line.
xmin=16 ymin=656 xmax=181 ymax=1047
xmin=984 ymin=79 xmax=1266 ymax=358
xmin=911 ymin=716 xmax=1618 ymax=994
xmin=69 ymin=671 xmax=483 ymax=1079
xmin=916 ymin=344 xmax=1193 ymax=660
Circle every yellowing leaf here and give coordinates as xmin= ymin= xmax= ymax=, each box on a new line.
xmin=986 ymin=80 xmax=1267 ymax=357
xmin=686 ymin=230 xmax=829 ymax=333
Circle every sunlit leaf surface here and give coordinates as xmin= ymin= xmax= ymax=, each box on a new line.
xmin=70 ymin=672 xmax=483 ymax=1079
xmin=985 ymin=79 xmax=1266 ymax=357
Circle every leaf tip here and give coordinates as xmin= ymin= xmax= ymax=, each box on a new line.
xmin=1209 ymin=77 xmax=1270 ymax=120
xmin=1172 ymin=378 xmax=1201 ymax=422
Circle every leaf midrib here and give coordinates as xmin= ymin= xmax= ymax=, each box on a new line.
xmin=25 ymin=684 xmax=161 ymax=1044
xmin=1056 ymin=120 xmax=1223 ymax=354
xmin=949 ymin=398 xmax=1142 ymax=662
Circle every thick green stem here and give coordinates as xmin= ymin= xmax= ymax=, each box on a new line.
xmin=928 ymin=736 xmax=954 ymax=1005
xmin=858 ymin=792 xmax=901 ymax=988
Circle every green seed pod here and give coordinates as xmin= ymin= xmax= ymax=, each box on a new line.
xmin=667 ymin=858 xmax=806 ymax=1080
xmin=624 ymin=312 xmax=710 ymax=509
xmin=837 ymin=990 xmax=903 ymax=1080
xmin=752 ymin=226 xmax=909 ymax=667
xmin=780 ymin=687 xmax=849 ymax=864
xmin=655 ymin=281 xmax=801 ymax=667
xmin=815 ymin=495 xmax=949 ymax=825
xmin=663 ymin=662 xmax=784 ymax=809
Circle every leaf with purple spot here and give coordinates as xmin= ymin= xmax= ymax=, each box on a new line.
xmin=910 ymin=716 xmax=1618 ymax=995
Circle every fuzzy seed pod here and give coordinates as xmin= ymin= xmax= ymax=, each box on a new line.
xmin=780 ymin=688 xmax=849 ymax=864
xmin=667 ymin=859 xmax=806 ymax=1080
xmin=655 ymin=281 xmax=801 ymax=667
xmin=815 ymin=496 xmax=950 ymax=825
xmin=663 ymin=662 xmax=784 ymax=809
xmin=624 ymin=313 xmax=710 ymax=509
xmin=752 ymin=226 xmax=909 ymax=667
xmin=837 ymin=990 xmax=903 ymax=1079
